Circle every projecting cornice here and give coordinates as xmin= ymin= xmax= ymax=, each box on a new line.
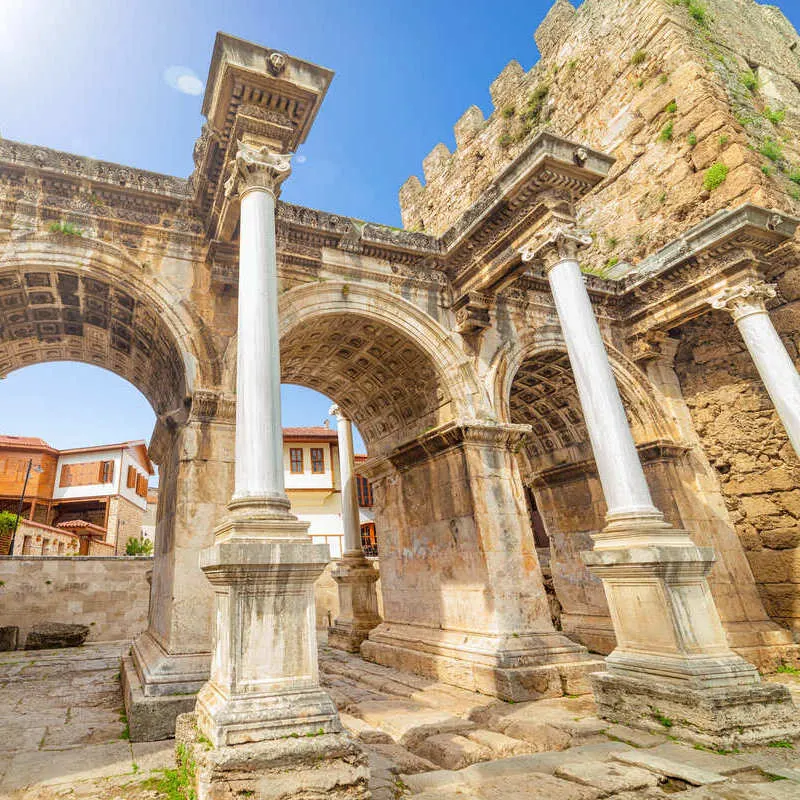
xmin=192 ymin=33 xmax=334 ymax=239
xmin=620 ymin=204 xmax=800 ymax=339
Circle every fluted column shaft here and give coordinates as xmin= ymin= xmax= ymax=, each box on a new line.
xmin=711 ymin=278 xmax=800 ymax=458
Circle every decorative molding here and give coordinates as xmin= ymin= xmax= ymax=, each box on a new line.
xmin=520 ymin=225 xmax=593 ymax=271
xmin=452 ymin=291 xmax=493 ymax=334
xmin=385 ymin=419 xmax=532 ymax=472
xmin=224 ymin=141 xmax=292 ymax=199
xmin=708 ymin=277 xmax=777 ymax=323
xmin=630 ymin=330 xmax=672 ymax=364
xmin=191 ymin=389 xmax=236 ymax=422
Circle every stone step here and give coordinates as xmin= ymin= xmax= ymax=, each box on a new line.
xmin=613 ymin=750 xmax=728 ymax=786
xmin=604 ymin=723 xmax=668 ymax=748
xmin=339 ymin=712 xmax=394 ymax=744
xmin=401 ymin=741 xmax=634 ymax=795
xmin=348 ymin=698 xmax=476 ymax=749
xmin=554 ymin=760 xmax=661 ymax=795
xmin=647 ymin=741 xmax=754 ymax=775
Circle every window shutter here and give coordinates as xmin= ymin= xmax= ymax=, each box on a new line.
xmin=127 ymin=465 xmax=136 ymax=489
xmin=59 ymin=464 xmax=72 ymax=487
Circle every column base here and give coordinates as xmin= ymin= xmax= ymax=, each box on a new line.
xmin=122 ymin=654 xmax=201 ymax=742
xmin=196 ymin=680 xmax=341 ymax=748
xmin=328 ymin=556 xmax=381 ymax=653
xmin=328 ymin=622 xmax=380 ymax=654
xmin=122 ymin=631 xmax=211 ymax=741
xmin=195 ymin=520 xmax=341 ymax=748
xmin=361 ymin=621 xmax=605 ymax=702
xmin=591 ymin=671 xmax=800 ymax=748
xmin=177 ymin=712 xmax=369 ymax=800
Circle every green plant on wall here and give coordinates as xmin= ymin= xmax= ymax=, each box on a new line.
xmin=126 ymin=537 xmax=154 ymax=556
xmin=704 ymin=162 xmax=729 ymax=191
xmin=48 ymin=221 xmax=83 ymax=237
xmin=0 ymin=511 xmax=19 ymax=536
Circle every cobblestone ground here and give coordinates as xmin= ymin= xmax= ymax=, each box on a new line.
xmin=1 ymin=643 xmax=800 ymax=799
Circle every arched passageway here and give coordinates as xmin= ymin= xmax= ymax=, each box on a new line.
xmin=504 ymin=343 xmax=794 ymax=663
xmin=273 ymin=283 xmax=596 ymax=701
xmin=0 ymin=238 xmax=234 ymax=733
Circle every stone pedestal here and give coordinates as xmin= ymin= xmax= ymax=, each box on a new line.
xmin=123 ymin=414 xmax=233 ymax=741
xmin=591 ymin=674 xmax=800 ymax=749
xmin=194 ymin=514 xmax=341 ymax=747
xmin=583 ymin=517 xmax=800 ymax=746
xmin=328 ymin=556 xmax=381 ymax=653
xmin=360 ymin=421 xmax=605 ymax=702
xmin=176 ymin=713 xmax=369 ymax=800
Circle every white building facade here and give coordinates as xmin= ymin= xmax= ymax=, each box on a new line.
xmin=282 ymin=425 xmax=375 ymax=560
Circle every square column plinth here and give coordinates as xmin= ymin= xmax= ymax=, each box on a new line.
xmin=584 ymin=529 xmax=800 ymax=748
xmin=194 ymin=525 xmax=341 ymax=747
xmin=328 ymin=556 xmax=382 ymax=653
xmin=177 ymin=713 xmax=369 ymax=800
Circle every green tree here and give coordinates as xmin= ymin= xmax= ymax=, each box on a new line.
xmin=0 ymin=511 xmax=19 ymax=535
xmin=125 ymin=537 xmax=154 ymax=556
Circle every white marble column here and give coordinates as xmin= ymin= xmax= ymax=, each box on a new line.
xmin=710 ymin=277 xmax=800 ymax=458
xmin=522 ymin=228 xmax=666 ymax=542
xmin=229 ymin=143 xmax=292 ymax=515
xmin=328 ymin=406 xmax=381 ymax=652
xmin=195 ymin=141 xmax=339 ymax=747
xmin=331 ymin=406 xmax=362 ymax=558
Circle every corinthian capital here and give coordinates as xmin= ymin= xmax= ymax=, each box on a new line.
xmin=708 ymin=277 xmax=777 ymax=323
xmin=224 ymin=140 xmax=292 ymax=199
xmin=520 ymin=225 xmax=593 ymax=272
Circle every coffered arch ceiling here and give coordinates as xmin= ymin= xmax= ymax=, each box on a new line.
xmin=0 ymin=265 xmax=187 ymax=416
xmin=280 ymin=313 xmax=452 ymax=456
xmin=509 ymin=350 xmax=658 ymax=475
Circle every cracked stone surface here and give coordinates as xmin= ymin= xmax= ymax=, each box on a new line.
xmin=1 ymin=643 xmax=799 ymax=799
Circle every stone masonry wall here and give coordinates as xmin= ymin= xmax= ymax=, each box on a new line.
xmin=399 ymin=0 xmax=800 ymax=276
xmin=675 ymin=307 xmax=800 ymax=633
xmin=0 ymin=556 xmax=152 ymax=646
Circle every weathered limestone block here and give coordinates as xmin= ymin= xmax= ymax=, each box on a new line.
xmin=534 ymin=0 xmax=577 ymax=61
xmin=176 ymin=713 xmax=369 ymax=800
xmin=592 ymin=671 xmax=800 ymax=749
xmin=361 ymin=422 xmax=603 ymax=703
xmin=454 ymin=106 xmax=485 ymax=148
xmin=124 ymin=414 xmax=235 ymax=741
xmin=488 ymin=60 xmax=526 ymax=111
xmin=0 ymin=626 xmax=18 ymax=651
xmin=422 ymin=143 xmax=451 ymax=184
xmin=25 ymin=622 xmax=89 ymax=650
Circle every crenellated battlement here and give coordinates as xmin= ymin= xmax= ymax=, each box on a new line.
xmin=400 ymin=0 xmax=800 ymax=276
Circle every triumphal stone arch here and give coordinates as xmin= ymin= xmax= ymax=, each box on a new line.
xmin=4 ymin=0 xmax=800 ymax=793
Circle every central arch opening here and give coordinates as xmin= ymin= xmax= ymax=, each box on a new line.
xmin=280 ymin=312 xmax=452 ymax=456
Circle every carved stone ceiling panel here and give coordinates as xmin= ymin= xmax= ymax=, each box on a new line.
xmin=0 ymin=269 xmax=185 ymax=414
xmin=510 ymin=351 xmax=588 ymax=458
xmin=511 ymin=351 xmax=647 ymax=474
xmin=281 ymin=314 xmax=449 ymax=452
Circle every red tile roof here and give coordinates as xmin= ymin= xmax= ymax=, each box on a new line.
xmin=55 ymin=519 xmax=107 ymax=534
xmin=0 ymin=435 xmax=55 ymax=450
xmin=282 ymin=426 xmax=338 ymax=441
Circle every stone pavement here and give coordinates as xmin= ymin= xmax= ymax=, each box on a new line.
xmin=1 ymin=642 xmax=799 ymax=799
xmin=0 ymin=643 xmax=172 ymax=799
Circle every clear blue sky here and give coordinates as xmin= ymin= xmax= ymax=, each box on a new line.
xmin=1 ymin=0 xmax=797 ymax=461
